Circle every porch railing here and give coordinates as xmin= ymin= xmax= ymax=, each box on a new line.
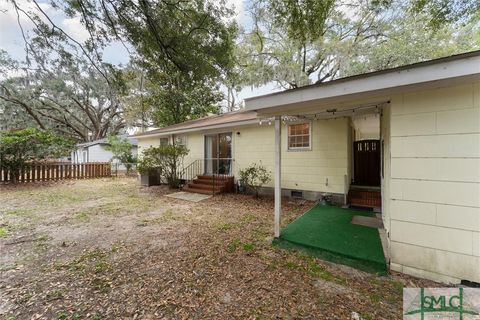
xmin=179 ymin=159 xmax=204 ymax=186
xmin=179 ymin=158 xmax=234 ymax=189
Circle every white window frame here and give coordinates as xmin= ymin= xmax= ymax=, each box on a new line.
xmin=287 ymin=121 xmax=312 ymax=151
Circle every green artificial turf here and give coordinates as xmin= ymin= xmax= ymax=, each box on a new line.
xmin=273 ymin=204 xmax=387 ymax=274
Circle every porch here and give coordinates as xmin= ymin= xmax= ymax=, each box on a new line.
xmin=273 ymin=204 xmax=387 ymax=274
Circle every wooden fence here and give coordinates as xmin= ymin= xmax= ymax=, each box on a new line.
xmin=0 ymin=162 xmax=112 ymax=183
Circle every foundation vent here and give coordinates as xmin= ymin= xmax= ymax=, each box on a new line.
xmin=291 ymin=190 xmax=303 ymax=199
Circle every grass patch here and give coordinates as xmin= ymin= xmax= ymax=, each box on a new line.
xmin=216 ymin=222 xmax=237 ymax=231
xmin=136 ymin=219 xmax=149 ymax=227
xmin=285 ymin=261 xmax=300 ymax=270
xmin=56 ymin=248 xmax=111 ymax=273
xmin=91 ymin=277 xmax=111 ymax=293
xmin=227 ymin=239 xmax=241 ymax=252
xmin=250 ymin=228 xmax=270 ymax=242
xmin=34 ymin=234 xmax=50 ymax=252
xmin=74 ymin=211 xmax=91 ymax=222
xmin=3 ymin=208 xmax=33 ymax=216
xmin=243 ymin=242 xmax=255 ymax=252
xmin=94 ymin=261 xmax=110 ymax=273
xmin=298 ymin=253 xmax=347 ymax=284
xmin=0 ymin=226 xmax=8 ymax=238
xmin=242 ymin=213 xmax=256 ymax=222
xmin=389 ymin=279 xmax=404 ymax=293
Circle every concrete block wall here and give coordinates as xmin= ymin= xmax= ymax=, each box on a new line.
xmin=233 ymin=118 xmax=350 ymax=195
xmin=136 ymin=117 xmax=351 ymax=196
xmin=388 ymin=82 xmax=480 ymax=283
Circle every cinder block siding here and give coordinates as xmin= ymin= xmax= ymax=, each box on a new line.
xmin=137 ymin=136 xmax=161 ymax=153
xmin=233 ymin=117 xmax=350 ymax=195
xmin=136 ymin=133 xmax=203 ymax=167
xmin=388 ymin=82 xmax=480 ymax=283
xmin=136 ymin=117 xmax=350 ymax=195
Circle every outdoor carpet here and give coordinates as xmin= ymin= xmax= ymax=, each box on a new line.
xmin=273 ymin=204 xmax=387 ymax=274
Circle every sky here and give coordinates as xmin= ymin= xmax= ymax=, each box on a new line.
xmin=0 ymin=0 xmax=282 ymax=103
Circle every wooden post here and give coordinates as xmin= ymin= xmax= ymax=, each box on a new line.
xmin=274 ymin=116 xmax=282 ymax=238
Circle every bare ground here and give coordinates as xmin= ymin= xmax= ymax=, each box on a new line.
xmin=0 ymin=178 xmax=440 ymax=320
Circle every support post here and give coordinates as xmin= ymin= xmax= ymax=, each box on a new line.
xmin=274 ymin=116 xmax=282 ymax=238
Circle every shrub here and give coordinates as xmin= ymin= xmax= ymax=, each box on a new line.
xmin=0 ymin=128 xmax=73 ymax=183
xmin=238 ymin=162 xmax=272 ymax=198
xmin=105 ymin=135 xmax=137 ymax=173
xmin=137 ymin=145 xmax=189 ymax=188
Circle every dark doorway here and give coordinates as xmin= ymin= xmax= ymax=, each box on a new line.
xmin=353 ymin=140 xmax=380 ymax=186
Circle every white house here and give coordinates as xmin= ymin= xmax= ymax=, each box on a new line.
xmin=72 ymin=136 xmax=138 ymax=169
xmin=134 ymin=51 xmax=480 ymax=284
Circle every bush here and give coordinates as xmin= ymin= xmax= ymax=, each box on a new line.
xmin=105 ymin=135 xmax=137 ymax=173
xmin=0 ymin=128 xmax=73 ymax=183
xmin=238 ymin=162 xmax=271 ymax=198
xmin=137 ymin=145 xmax=189 ymax=188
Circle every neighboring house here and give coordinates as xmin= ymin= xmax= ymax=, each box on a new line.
xmin=134 ymin=51 xmax=480 ymax=284
xmin=72 ymin=136 xmax=138 ymax=170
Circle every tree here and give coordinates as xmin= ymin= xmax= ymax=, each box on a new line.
xmin=0 ymin=30 xmax=127 ymax=141
xmin=0 ymin=128 xmax=73 ymax=183
xmin=239 ymin=0 xmax=480 ymax=89
xmin=410 ymin=0 xmax=480 ymax=28
xmin=341 ymin=7 xmax=480 ymax=76
xmin=60 ymin=0 xmax=237 ymax=127
xmin=238 ymin=162 xmax=272 ymax=198
xmin=3 ymin=0 xmax=238 ymax=135
xmin=137 ymin=145 xmax=189 ymax=188
xmin=105 ymin=135 xmax=136 ymax=173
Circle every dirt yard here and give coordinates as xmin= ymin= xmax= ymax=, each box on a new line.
xmin=0 ymin=178 xmax=438 ymax=319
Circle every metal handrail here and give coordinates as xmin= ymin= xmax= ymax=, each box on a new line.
xmin=179 ymin=159 xmax=204 ymax=187
xmin=179 ymin=158 xmax=235 ymax=190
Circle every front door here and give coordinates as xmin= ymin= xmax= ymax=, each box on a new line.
xmin=204 ymin=133 xmax=232 ymax=175
xmin=353 ymin=139 xmax=380 ymax=186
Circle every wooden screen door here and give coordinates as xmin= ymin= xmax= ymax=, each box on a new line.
xmin=353 ymin=140 xmax=381 ymax=186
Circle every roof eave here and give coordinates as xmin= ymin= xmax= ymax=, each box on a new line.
xmin=134 ymin=119 xmax=259 ymax=139
xmin=245 ymin=52 xmax=480 ymax=112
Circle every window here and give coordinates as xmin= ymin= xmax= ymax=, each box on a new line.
xmin=288 ymin=123 xmax=311 ymax=150
xmin=160 ymin=137 xmax=169 ymax=146
xmin=174 ymin=134 xmax=187 ymax=147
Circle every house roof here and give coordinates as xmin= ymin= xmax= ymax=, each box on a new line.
xmin=245 ymin=50 xmax=480 ymax=113
xmin=133 ymin=109 xmax=258 ymax=138
xmin=77 ymin=135 xmax=138 ymax=148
